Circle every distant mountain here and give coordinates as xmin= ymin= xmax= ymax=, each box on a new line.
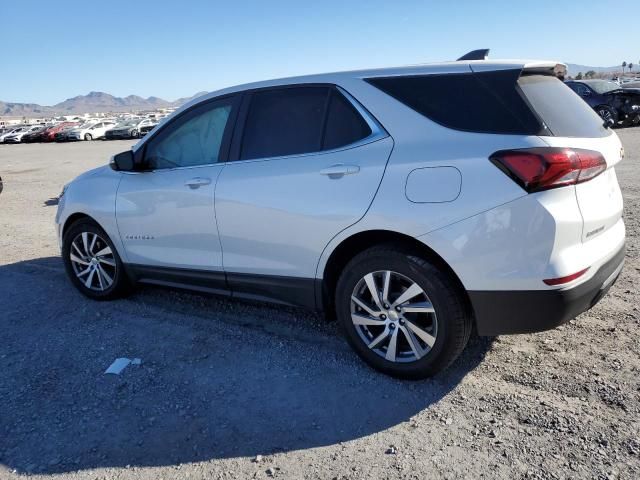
xmin=52 ymin=91 xmax=171 ymax=113
xmin=170 ymin=91 xmax=209 ymax=107
xmin=566 ymin=64 xmax=628 ymax=76
xmin=0 ymin=90 xmax=208 ymax=117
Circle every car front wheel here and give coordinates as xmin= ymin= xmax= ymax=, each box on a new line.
xmin=84 ymin=133 xmax=93 ymax=141
xmin=336 ymin=246 xmax=471 ymax=379
xmin=62 ymin=219 xmax=130 ymax=300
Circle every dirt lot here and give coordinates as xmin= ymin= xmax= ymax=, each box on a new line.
xmin=0 ymin=133 xmax=638 ymax=480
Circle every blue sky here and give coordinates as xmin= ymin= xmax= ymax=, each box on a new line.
xmin=3 ymin=0 xmax=639 ymax=105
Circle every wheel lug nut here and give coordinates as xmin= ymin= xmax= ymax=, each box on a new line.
xmin=380 ymin=314 xmax=387 ymax=320
xmin=395 ymin=306 xmax=401 ymax=312
xmin=383 ymin=304 xmax=389 ymax=309
xmin=389 ymin=323 xmax=395 ymax=329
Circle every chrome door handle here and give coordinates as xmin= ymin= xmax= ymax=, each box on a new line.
xmin=184 ymin=177 xmax=212 ymax=189
xmin=320 ymin=164 xmax=360 ymax=178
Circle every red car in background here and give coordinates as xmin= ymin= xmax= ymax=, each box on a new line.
xmin=38 ymin=122 xmax=79 ymax=142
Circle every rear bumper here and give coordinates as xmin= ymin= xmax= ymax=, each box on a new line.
xmin=470 ymin=243 xmax=625 ymax=336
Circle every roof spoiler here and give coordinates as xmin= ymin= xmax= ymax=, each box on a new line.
xmin=457 ymin=49 xmax=490 ymax=61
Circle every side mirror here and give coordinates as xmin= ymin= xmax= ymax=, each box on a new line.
xmin=110 ymin=150 xmax=135 ymax=171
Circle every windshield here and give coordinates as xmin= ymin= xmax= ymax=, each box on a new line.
xmin=584 ymin=80 xmax=621 ymax=94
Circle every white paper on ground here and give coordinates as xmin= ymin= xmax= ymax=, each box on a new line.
xmin=105 ymin=358 xmax=132 ymax=375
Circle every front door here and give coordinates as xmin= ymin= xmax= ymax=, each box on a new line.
xmin=116 ymin=96 xmax=238 ymax=273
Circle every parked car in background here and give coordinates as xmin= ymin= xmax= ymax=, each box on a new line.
xmin=0 ymin=126 xmax=27 ymax=143
xmin=54 ymin=125 xmax=81 ymax=142
xmin=139 ymin=119 xmax=159 ymax=137
xmin=104 ymin=118 xmax=155 ymax=140
xmin=21 ymin=125 xmax=50 ymax=143
xmin=67 ymin=121 xmax=117 ymax=141
xmin=58 ymin=57 xmax=625 ymax=378
xmin=566 ymin=79 xmax=640 ymax=127
xmin=40 ymin=122 xmax=79 ymax=142
xmin=4 ymin=125 xmax=47 ymax=143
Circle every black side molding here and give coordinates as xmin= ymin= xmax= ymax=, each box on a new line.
xmin=126 ymin=263 xmax=319 ymax=310
xmin=469 ymin=244 xmax=625 ymax=336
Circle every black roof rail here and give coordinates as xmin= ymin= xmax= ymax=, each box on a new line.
xmin=457 ymin=49 xmax=490 ymax=61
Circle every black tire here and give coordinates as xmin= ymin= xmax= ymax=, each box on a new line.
xmin=335 ymin=245 xmax=471 ymax=379
xmin=84 ymin=133 xmax=92 ymax=141
xmin=596 ymin=105 xmax=618 ymax=127
xmin=130 ymin=130 xmax=139 ymax=138
xmin=62 ymin=219 xmax=131 ymax=300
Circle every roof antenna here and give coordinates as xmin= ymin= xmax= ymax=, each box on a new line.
xmin=457 ymin=49 xmax=490 ymax=61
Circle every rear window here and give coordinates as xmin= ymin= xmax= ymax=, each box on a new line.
xmin=518 ymin=75 xmax=609 ymax=138
xmin=366 ymin=70 xmax=609 ymax=138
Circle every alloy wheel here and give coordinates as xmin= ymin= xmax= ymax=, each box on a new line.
xmin=69 ymin=232 xmax=117 ymax=291
xmin=350 ymin=270 xmax=438 ymax=363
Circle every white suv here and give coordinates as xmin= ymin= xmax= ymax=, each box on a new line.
xmin=56 ymin=58 xmax=625 ymax=378
xmin=67 ymin=121 xmax=117 ymax=141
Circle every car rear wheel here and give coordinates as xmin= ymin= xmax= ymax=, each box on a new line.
xmin=596 ymin=105 xmax=618 ymax=126
xmin=84 ymin=133 xmax=93 ymax=141
xmin=131 ymin=130 xmax=139 ymax=138
xmin=62 ymin=219 xmax=130 ymax=300
xmin=336 ymin=246 xmax=471 ymax=379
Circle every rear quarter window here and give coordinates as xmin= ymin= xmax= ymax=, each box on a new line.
xmin=366 ymin=70 xmax=610 ymax=138
xmin=365 ymin=70 xmax=542 ymax=135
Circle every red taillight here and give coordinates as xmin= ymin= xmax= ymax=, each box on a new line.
xmin=543 ymin=268 xmax=589 ymax=286
xmin=490 ymin=147 xmax=607 ymax=193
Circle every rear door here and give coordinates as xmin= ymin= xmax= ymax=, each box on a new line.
xmin=215 ymin=85 xmax=392 ymax=301
xmin=518 ymin=74 xmax=624 ymax=242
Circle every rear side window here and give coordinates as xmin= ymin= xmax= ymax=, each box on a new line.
xmin=518 ymin=75 xmax=608 ymax=138
xmin=366 ymin=70 xmax=542 ymax=135
xmin=240 ymin=87 xmax=328 ymax=160
xmin=323 ymin=89 xmax=372 ymax=150
xmin=239 ymin=86 xmax=374 ymax=160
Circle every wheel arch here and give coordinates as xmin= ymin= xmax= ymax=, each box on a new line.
xmin=319 ymin=229 xmax=473 ymax=321
xmin=62 ymin=212 xmax=101 ymax=240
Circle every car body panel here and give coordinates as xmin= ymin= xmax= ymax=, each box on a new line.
xmin=216 ymin=136 xmax=394 ymax=279
xmin=115 ymin=165 xmax=224 ymax=270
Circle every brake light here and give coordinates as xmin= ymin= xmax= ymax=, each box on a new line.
xmin=543 ymin=268 xmax=589 ymax=286
xmin=490 ymin=147 xmax=606 ymax=193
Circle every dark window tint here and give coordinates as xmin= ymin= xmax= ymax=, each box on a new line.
xmin=366 ymin=70 xmax=542 ymax=135
xmin=323 ymin=90 xmax=372 ymax=150
xmin=518 ymin=75 xmax=608 ymax=138
xmin=240 ymin=87 xmax=329 ymax=160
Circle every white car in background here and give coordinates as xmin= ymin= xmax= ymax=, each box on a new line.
xmin=3 ymin=125 xmax=42 ymax=143
xmin=0 ymin=126 xmax=27 ymax=143
xmin=67 ymin=121 xmax=118 ymax=141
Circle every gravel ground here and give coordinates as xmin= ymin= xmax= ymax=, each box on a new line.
xmin=0 ymin=132 xmax=638 ymax=480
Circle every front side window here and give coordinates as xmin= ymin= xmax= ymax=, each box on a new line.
xmin=145 ymin=99 xmax=234 ymax=169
